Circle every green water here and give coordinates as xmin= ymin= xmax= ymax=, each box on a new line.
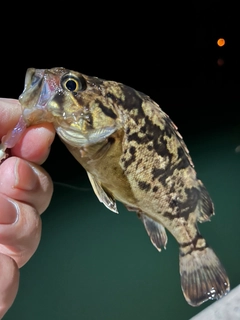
xmin=4 ymin=126 xmax=240 ymax=320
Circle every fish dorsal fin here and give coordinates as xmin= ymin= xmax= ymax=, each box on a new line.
xmin=164 ymin=112 xmax=194 ymax=168
xmin=87 ymin=171 xmax=118 ymax=214
xmin=197 ymin=180 xmax=215 ymax=222
xmin=141 ymin=214 xmax=168 ymax=251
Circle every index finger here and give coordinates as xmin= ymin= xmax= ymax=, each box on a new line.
xmin=0 ymin=99 xmax=21 ymax=138
xmin=0 ymin=98 xmax=56 ymax=165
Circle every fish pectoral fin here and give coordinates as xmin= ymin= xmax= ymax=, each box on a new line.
xmin=87 ymin=127 xmax=117 ymax=145
xmin=87 ymin=171 xmax=118 ymax=214
xmin=141 ymin=214 xmax=168 ymax=252
xmin=197 ymin=181 xmax=215 ymax=222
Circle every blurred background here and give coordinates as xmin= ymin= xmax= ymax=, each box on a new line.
xmin=1 ymin=1 xmax=240 ymax=319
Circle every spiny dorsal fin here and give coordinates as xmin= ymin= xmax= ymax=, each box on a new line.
xmin=141 ymin=214 xmax=168 ymax=251
xmin=163 ymin=112 xmax=195 ymax=168
xmin=147 ymin=99 xmax=195 ymax=168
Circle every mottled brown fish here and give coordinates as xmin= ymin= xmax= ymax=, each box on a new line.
xmin=0 ymin=68 xmax=230 ymax=306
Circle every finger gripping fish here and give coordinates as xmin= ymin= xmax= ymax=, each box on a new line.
xmin=0 ymin=68 xmax=230 ymax=306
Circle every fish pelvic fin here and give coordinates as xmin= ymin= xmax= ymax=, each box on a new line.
xmin=179 ymin=244 xmax=230 ymax=306
xmin=87 ymin=171 xmax=118 ymax=214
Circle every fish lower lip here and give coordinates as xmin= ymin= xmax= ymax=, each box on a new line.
xmin=56 ymin=127 xmax=91 ymax=147
xmin=56 ymin=126 xmax=116 ymax=147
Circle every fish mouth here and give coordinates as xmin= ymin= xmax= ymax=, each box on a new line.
xmin=56 ymin=125 xmax=116 ymax=147
xmin=19 ymin=70 xmax=57 ymax=125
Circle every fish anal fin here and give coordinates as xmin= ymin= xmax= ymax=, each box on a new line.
xmin=141 ymin=214 xmax=168 ymax=252
xmin=87 ymin=171 xmax=118 ymax=214
xmin=197 ymin=180 xmax=215 ymax=223
xmin=180 ymin=245 xmax=230 ymax=306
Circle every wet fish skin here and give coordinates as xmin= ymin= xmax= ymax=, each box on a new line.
xmin=15 ymin=68 xmax=230 ymax=306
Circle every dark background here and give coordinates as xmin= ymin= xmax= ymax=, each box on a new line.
xmin=1 ymin=1 xmax=240 ymax=319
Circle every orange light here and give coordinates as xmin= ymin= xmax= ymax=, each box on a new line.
xmin=217 ymin=38 xmax=225 ymax=47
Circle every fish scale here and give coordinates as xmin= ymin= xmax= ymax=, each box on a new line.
xmin=0 ymin=67 xmax=230 ymax=306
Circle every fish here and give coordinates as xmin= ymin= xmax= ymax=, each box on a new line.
xmin=0 ymin=67 xmax=230 ymax=306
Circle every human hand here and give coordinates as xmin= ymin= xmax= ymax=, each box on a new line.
xmin=0 ymin=98 xmax=55 ymax=318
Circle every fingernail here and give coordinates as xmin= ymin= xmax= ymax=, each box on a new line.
xmin=14 ymin=158 xmax=38 ymax=191
xmin=0 ymin=196 xmax=19 ymax=224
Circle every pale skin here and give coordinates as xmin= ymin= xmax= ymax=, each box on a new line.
xmin=0 ymin=98 xmax=55 ymax=318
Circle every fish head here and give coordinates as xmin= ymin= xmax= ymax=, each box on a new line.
xmin=19 ymin=67 xmax=120 ymax=147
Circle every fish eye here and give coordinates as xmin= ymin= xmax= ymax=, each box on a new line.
xmin=61 ymin=74 xmax=86 ymax=92
xmin=65 ymin=79 xmax=78 ymax=91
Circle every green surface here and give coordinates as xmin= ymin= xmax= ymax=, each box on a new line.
xmin=4 ymin=126 xmax=240 ymax=320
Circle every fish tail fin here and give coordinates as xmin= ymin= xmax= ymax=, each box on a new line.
xmin=179 ymin=245 xmax=230 ymax=306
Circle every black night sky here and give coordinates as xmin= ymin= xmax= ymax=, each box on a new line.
xmin=1 ymin=0 xmax=239 ymax=182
